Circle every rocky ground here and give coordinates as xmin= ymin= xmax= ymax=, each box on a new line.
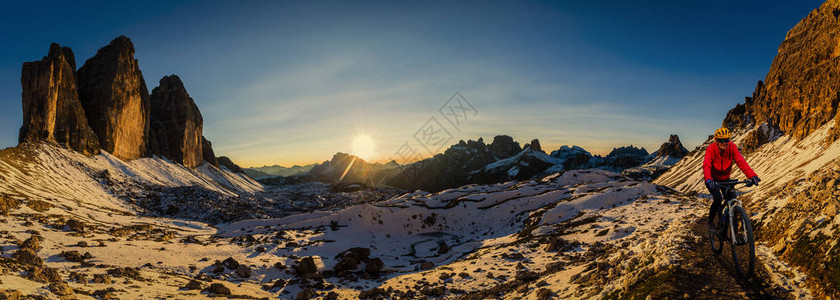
xmin=0 ymin=155 xmax=814 ymax=299
xmin=615 ymin=219 xmax=806 ymax=299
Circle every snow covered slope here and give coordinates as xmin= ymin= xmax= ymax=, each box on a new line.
xmin=0 ymin=142 xmax=812 ymax=299
xmin=213 ymin=169 xmax=806 ymax=299
xmin=0 ymin=143 xmax=262 ymax=223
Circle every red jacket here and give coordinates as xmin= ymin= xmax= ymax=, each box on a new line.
xmin=703 ymin=142 xmax=757 ymax=181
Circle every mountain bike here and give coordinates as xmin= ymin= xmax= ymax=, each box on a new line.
xmin=708 ymin=180 xmax=755 ymax=277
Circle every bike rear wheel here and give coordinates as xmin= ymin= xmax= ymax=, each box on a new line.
xmin=708 ymin=213 xmax=723 ymax=255
xmin=730 ymin=205 xmax=755 ymax=276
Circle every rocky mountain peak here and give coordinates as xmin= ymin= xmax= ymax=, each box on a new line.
xmin=149 ymin=74 xmax=204 ymax=168
xmin=602 ymin=146 xmax=649 ymax=170
xmin=489 ymin=135 xmax=521 ymax=157
xmin=154 ymin=74 xmax=188 ymax=94
xmin=655 ymin=135 xmax=688 ymax=158
xmin=77 ymin=36 xmax=151 ymax=161
xmin=728 ymin=0 xmax=840 ymax=144
xmin=607 ymin=145 xmax=648 ymax=157
xmin=17 ymin=36 xmax=223 ymax=169
xmin=524 ymin=139 xmax=542 ymax=152
xmin=19 ymin=43 xmax=100 ymax=155
xmin=47 ymin=43 xmax=76 ymax=70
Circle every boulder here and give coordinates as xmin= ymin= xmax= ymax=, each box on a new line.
xmin=515 ymin=270 xmax=539 ymax=282
xmin=14 ymin=248 xmax=42 ymax=266
xmin=235 ymin=265 xmax=252 ymax=278
xmin=205 ymin=283 xmax=231 ymax=295
xmin=20 ymin=235 xmax=40 ymax=252
xmin=296 ymin=288 xmax=317 ymax=300
xmin=365 ymin=258 xmax=384 ymax=275
xmin=0 ymin=290 xmax=22 ymax=299
xmin=333 ymin=247 xmax=371 ymax=272
xmin=27 ymin=266 xmax=61 ymax=283
xmin=77 ymin=36 xmax=151 ymax=160
xmin=182 ymin=279 xmax=203 ymax=290
xmin=294 ymin=257 xmax=319 ymax=278
xmin=0 ymin=194 xmax=21 ymax=215
xmin=48 ymin=281 xmax=74 ymax=298
xmin=222 ymin=257 xmax=239 ymax=269
xmin=59 ymin=250 xmax=86 ymax=262
xmin=19 ymin=43 xmax=100 ymax=155
xmin=149 ymin=75 xmax=204 ymax=168
xmin=93 ymin=273 xmax=112 ymax=284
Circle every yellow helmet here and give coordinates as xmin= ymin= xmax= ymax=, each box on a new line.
xmin=714 ymin=127 xmax=732 ymax=139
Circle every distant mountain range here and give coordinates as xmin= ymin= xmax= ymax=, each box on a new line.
xmin=244 ymin=164 xmax=317 ymax=179
xmin=254 ymin=134 xmax=689 ymax=192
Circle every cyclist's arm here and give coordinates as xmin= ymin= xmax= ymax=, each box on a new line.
xmin=732 ymin=143 xmax=758 ymax=178
xmin=703 ymin=144 xmax=713 ymax=181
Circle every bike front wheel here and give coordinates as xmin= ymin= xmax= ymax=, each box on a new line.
xmin=730 ymin=205 xmax=755 ymax=276
xmin=709 ymin=213 xmax=723 ymax=255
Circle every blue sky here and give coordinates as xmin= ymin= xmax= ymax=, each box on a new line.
xmin=0 ymin=0 xmax=824 ymax=167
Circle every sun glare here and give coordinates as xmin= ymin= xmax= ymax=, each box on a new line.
xmin=352 ymin=135 xmax=375 ymax=161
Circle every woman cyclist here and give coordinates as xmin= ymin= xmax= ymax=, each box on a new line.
xmin=703 ymin=127 xmax=760 ymax=229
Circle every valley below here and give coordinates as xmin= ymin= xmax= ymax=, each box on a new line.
xmin=0 ymin=143 xmax=814 ymax=299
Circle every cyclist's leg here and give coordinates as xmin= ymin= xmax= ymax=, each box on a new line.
xmin=706 ymin=182 xmax=724 ymax=225
xmin=723 ymin=187 xmax=741 ymax=241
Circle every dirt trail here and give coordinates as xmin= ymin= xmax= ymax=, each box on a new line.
xmin=647 ymin=219 xmax=794 ymax=299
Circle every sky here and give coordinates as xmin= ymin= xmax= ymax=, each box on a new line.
xmin=0 ymin=0 xmax=825 ymax=167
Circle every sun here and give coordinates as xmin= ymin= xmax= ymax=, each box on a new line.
xmin=352 ymin=135 xmax=375 ymax=161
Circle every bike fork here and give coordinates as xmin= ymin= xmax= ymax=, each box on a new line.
xmin=728 ymin=207 xmax=735 ymax=242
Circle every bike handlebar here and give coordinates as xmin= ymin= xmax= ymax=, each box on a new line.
xmin=715 ymin=180 xmax=753 ymax=187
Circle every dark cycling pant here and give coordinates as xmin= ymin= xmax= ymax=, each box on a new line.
xmin=706 ymin=181 xmax=735 ymax=224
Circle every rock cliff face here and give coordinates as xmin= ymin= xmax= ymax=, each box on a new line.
xmin=523 ymin=139 xmax=542 ymax=152
xmin=19 ymin=44 xmax=100 ymax=155
xmin=600 ymin=146 xmax=649 ymax=170
xmin=654 ymin=135 xmax=688 ymax=159
xmin=550 ymin=146 xmax=594 ymax=170
xmin=621 ymin=135 xmax=689 ymax=181
xmin=730 ymin=0 xmax=840 ymax=144
xmin=17 ymin=36 xmax=231 ymax=170
xmin=379 ymin=136 xmax=666 ymax=192
xmin=488 ymin=135 xmax=521 ymax=158
xmin=77 ymin=36 xmax=151 ymax=161
xmin=218 ymin=157 xmax=245 ymax=174
xmin=149 ymin=75 xmax=203 ymax=168
xmin=202 ymin=137 xmax=219 ymax=167
xmin=309 ymin=153 xmax=398 ymax=185
xmin=384 ymin=138 xmax=500 ymax=192
xmin=469 ymin=141 xmax=558 ymax=184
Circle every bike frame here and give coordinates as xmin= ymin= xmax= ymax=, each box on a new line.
xmin=717 ymin=180 xmax=752 ymax=242
xmin=725 ymin=198 xmax=743 ymax=242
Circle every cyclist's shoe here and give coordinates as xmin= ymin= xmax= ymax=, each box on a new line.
xmin=734 ymin=235 xmax=746 ymax=246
